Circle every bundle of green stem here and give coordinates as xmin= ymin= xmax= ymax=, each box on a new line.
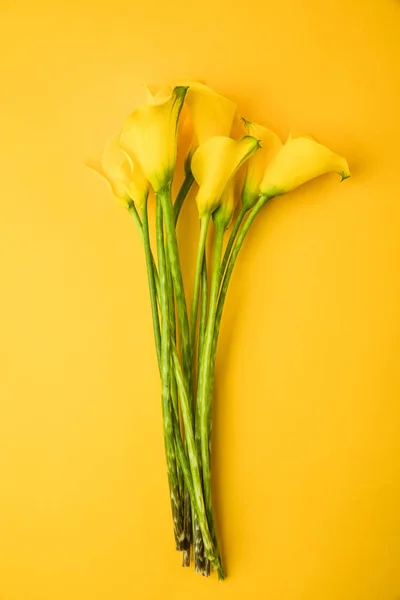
xmin=87 ymin=82 xmax=350 ymax=579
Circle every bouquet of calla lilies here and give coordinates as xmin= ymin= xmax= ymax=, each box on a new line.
xmin=87 ymin=82 xmax=350 ymax=580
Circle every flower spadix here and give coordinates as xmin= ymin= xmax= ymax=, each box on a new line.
xmin=86 ymin=137 xmax=149 ymax=209
xmin=242 ymin=120 xmax=282 ymax=210
xmin=260 ymin=136 xmax=350 ymax=198
xmin=191 ymin=136 xmax=260 ymax=218
xmin=119 ymin=86 xmax=188 ymax=193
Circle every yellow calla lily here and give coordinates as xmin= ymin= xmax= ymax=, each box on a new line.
xmin=181 ymin=81 xmax=237 ymax=148
xmin=191 ymin=135 xmax=260 ymax=217
xmin=119 ymin=85 xmax=188 ymax=193
xmin=260 ymin=136 xmax=350 ymax=197
xmin=241 ymin=119 xmax=282 ymax=210
xmin=85 ymin=137 xmax=149 ymax=209
xmin=144 ymin=83 xmax=191 ymax=168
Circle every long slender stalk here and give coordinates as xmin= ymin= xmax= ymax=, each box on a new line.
xmin=207 ymin=194 xmax=272 ymax=436
xmin=219 ymin=205 xmax=247 ymax=280
xmin=198 ymin=253 xmax=208 ymax=373
xmin=136 ymin=199 xmax=161 ymax=367
xmin=175 ymin=175 xmax=205 ymax=572
xmin=159 ymin=185 xmax=192 ymax=392
xmin=162 ymin=245 xmax=207 ymax=574
xmin=162 ymin=184 xmax=196 ymax=566
xmin=165 ymin=255 xmax=188 ymax=562
xmin=127 ymin=201 xmax=144 ymax=240
xmin=174 ymin=171 xmax=195 ymax=225
xmin=190 ymin=215 xmax=210 ymax=357
xmin=171 ymin=343 xmax=224 ymax=580
xmin=129 ymin=194 xmax=217 ymax=572
xmin=215 ymin=194 xmax=270 ymax=348
xmin=194 ymin=252 xmax=210 ymax=576
xmin=161 ymin=184 xmax=198 ymax=563
xmin=155 ymin=194 xmax=185 ymax=550
xmin=190 ymin=219 xmax=210 ymax=576
xmin=133 ymin=205 xmax=210 ymax=572
xmin=196 ymin=221 xmax=225 ymax=545
xmin=166 ymin=256 xmax=192 ymax=567
xmin=128 ymin=204 xmax=178 ymax=428
xmin=166 ymin=261 xmax=177 ymax=408
xmin=194 ymin=253 xmax=208 ymax=466
xmin=129 ymin=202 xmax=184 ymax=528
xmin=170 ymin=407 xmax=210 ymax=578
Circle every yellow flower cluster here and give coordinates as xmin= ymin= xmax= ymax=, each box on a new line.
xmin=87 ymin=81 xmax=350 ymax=221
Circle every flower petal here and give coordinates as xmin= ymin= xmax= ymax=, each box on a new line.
xmin=191 ymin=135 xmax=260 ymax=217
xmin=85 ymin=137 xmax=149 ymax=209
xmin=181 ymin=81 xmax=237 ymax=148
xmin=260 ymin=137 xmax=350 ymax=197
xmin=242 ymin=120 xmax=282 ymax=209
xmin=119 ymin=86 xmax=188 ymax=192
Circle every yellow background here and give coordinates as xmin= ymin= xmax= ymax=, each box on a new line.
xmin=1 ymin=0 xmax=400 ymax=598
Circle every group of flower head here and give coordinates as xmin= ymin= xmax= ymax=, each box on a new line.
xmin=87 ymin=81 xmax=350 ymax=222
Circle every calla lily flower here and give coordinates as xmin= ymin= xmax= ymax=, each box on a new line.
xmin=119 ymin=86 xmax=188 ymax=193
xmin=181 ymin=82 xmax=237 ymax=149
xmin=86 ymin=137 xmax=149 ymax=209
xmin=241 ymin=120 xmax=282 ymax=210
xmin=260 ymin=136 xmax=350 ymax=198
xmin=191 ymin=135 xmax=260 ymax=218
xmin=145 ymin=83 xmax=192 ymax=172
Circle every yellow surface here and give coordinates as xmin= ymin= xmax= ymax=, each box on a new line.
xmin=1 ymin=0 xmax=400 ymax=598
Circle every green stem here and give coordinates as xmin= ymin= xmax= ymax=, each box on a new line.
xmin=128 ymin=204 xmax=180 ymax=430
xmin=132 ymin=205 xmax=195 ymax=566
xmin=194 ymin=250 xmax=209 ymax=575
xmin=127 ymin=201 xmax=144 ymax=240
xmin=171 ymin=343 xmax=224 ymax=580
xmin=197 ymin=221 xmax=225 ymax=546
xmin=166 ymin=247 xmax=191 ymax=567
xmin=198 ymin=252 xmax=208 ymax=369
xmin=174 ymin=171 xmax=195 ymax=225
xmin=187 ymin=214 xmax=209 ymax=567
xmin=128 ymin=194 xmax=219 ymax=572
xmin=129 ymin=199 xmax=192 ymax=562
xmin=215 ymin=194 xmax=270 ymax=348
xmin=166 ymin=257 xmax=187 ymax=556
xmin=158 ymin=185 xmax=192 ymax=399
xmin=219 ymin=205 xmax=247 ymax=280
xmin=156 ymin=194 xmax=185 ymax=550
xmin=190 ymin=215 xmax=210 ymax=358
xmin=166 ymin=258 xmax=179 ymax=427
xmin=206 ymin=194 xmax=272 ymax=438
xmin=195 ymin=252 xmax=208 ymax=465
xmin=160 ymin=184 xmax=195 ymax=564
xmin=135 ymin=198 xmax=161 ymax=368
xmin=170 ymin=408 xmax=208 ymax=578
